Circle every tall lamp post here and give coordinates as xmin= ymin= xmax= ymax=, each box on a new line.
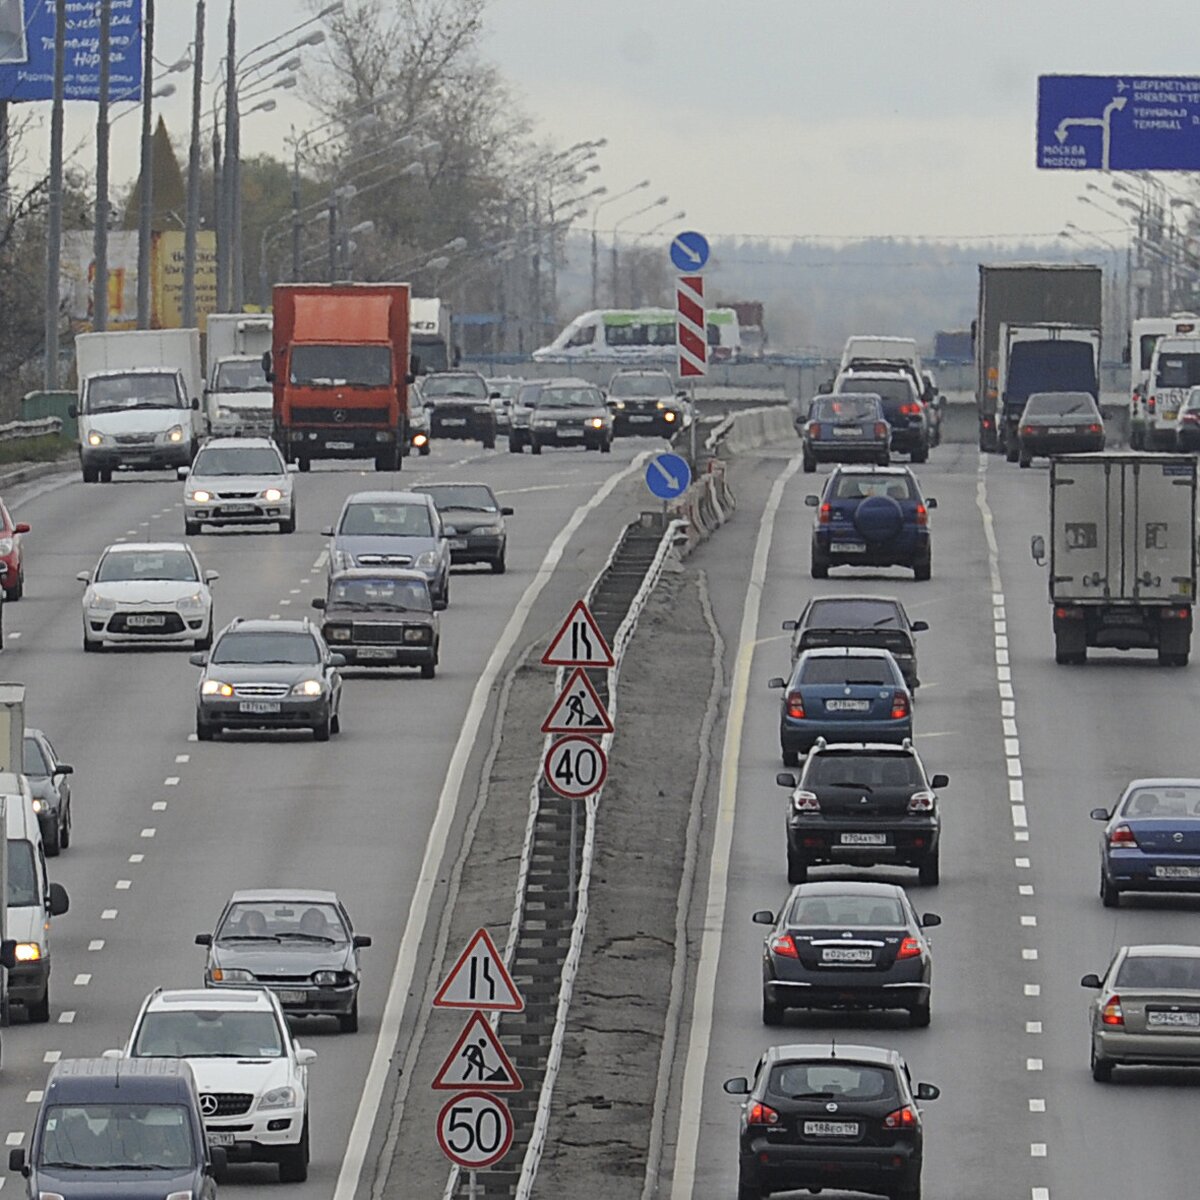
xmin=611 ymin=195 xmax=667 ymax=307
xmin=92 ymin=0 xmax=112 ymax=332
xmin=43 ymin=0 xmax=67 ymax=387
xmin=591 ymin=179 xmax=648 ymax=309
xmin=182 ymin=0 xmax=206 ymax=329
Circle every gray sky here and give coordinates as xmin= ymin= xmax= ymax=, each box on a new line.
xmin=30 ymin=0 xmax=1199 ymax=243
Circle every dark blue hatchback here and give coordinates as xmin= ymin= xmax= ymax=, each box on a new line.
xmin=801 ymin=394 xmax=891 ymax=472
xmin=806 ymin=465 xmax=935 ymax=581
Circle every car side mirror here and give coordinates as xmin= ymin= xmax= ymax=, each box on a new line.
xmin=501 ymin=506 xmax=514 ymax=516
xmin=208 ymin=1147 xmax=227 ymax=1176
xmin=781 ymin=619 xmax=797 ymax=630
xmin=101 ymin=1047 xmax=122 ymax=1059
xmin=1080 ymin=973 xmax=1102 ymax=989
xmin=48 ymin=882 xmax=69 ymax=916
xmin=776 ymin=772 xmax=797 ymax=788
xmin=195 ymin=932 xmax=213 ymax=946
xmin=190 ymin=397 xmax=200 ymax=411
xmin=920 ymin=912 xmax=942 ymax=928
xmin=189 ymin=652 xmax=209 ymax=667
xmin=311 ymin=597 xmax=326 ymax=610
xmin=261 ymin=350 xmax=273 ymax=378
xmin=321 ymin=526 xmax=334 ymax=537
xmin=930 ymin=773 xmax=949 ymax=789
xmin=925 ymin=497 xmax=937 ymax=509
xmin=295 ymin=1047 xmax=318 ymax=1066
xmin=8 ymin=1147 xmax=26 ymax=1174
xmin=767 ymin=677 xmax=786 ymax=689
xmin=286 ymin=462 xmax=299 ymax=474
xmin=804 ymin=494 xmax=818 ymax=507
xmin=751 ymin=909 xmax=775 ymax=925
xmin=490 ymin=391 xmax=502 ymax=399
xmin=817 ymin=381 xmax=833 ymax=395
xmin=76 ymin=570 xmax=91 ymax=584
xmin=53 ymin=764 xmax=73 ymax=777
xmin=723 ymin=1077 xmax=750 ymax=1096
xmin=13 ymin=523 xmax=29 ymax=535
xmin=68 ymin=403 xmax=78 ymax=419
xmin=1031 ymin=534 xmax=1046 ymax=565
xmin=329 ymin=652 xmax=347 ymax=668
xmin=177 ymin=465 xmax=190 ymax=480
xmin=0 ymin=939 xmax=16 ymax=970
xmin=353 ymin=934 xmax=373 ymax=948
xmin=915 ymin=1083 xmax=940 ymax=1101
xmin=204 ymin=570 xmax=220 ymax=584
xmin=1089 ymin=807 xmax=1110 ymax=821
xmin=911 ymin=620 xmax=929 ymax=633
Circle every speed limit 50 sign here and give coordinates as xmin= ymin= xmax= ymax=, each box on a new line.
xmin=543 ymin=734 xmax=608 ymax=798
xmin=436 ymin=1090 xmax=514 ymax=1169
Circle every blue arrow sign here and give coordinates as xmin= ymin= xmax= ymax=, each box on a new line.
xmin=1037 ymin=75 xmax=1200 ymax=171
xmin=645 ymin=453 xmax=692 ymax=501
xmin=670 ymin=230 xmax=710 ymax=273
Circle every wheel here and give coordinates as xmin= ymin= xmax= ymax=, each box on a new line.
xmin=280 ymin=509 xmax=296 ymax=534
xmin=59 ymin=802 xmax=71 ymax=850
xmin=802 ymin=451 xmax=816 ymax=473
xmin=917 ymin=851 xmax=940 ymax=886
xmin=1091 ymin=1043 xmax=1114 ymax=1083
xmin=420 ymin=659 xmax=436 ymax=679
xmin=737 ymin=1163 xmax=763 ymax=1200
xmin=82 ymin=463 xmax=99 ymax=483
xmin=330 ymin=711 xmax=341 ymax=735
xmin=908 ymin=1000 xmax=931 ymax=1028
xmin=1005 ymin=440 xmax=1019 ymax=463
xmin=83 ymin=634 xmax=100 ymax=653
xmin=338 ymin=998 xmax=359 ymax=1033
xmin=913 ymin=553 xmax=932 ymax=582
xmin=194 ymin=624 xmax=213 ymax=651
xmin=781 ymin=747 xmax=799 ymax=768
xmin=9 ymin=570 xmax=23 ymax=602
xmin=44 ymin=818 xmax=61 ymax=858
xmin=374 ymin=448 xmax=400 ymax=471
xmin=508 ymin=436 xmax=523 ymax=454
xmin=877 ymin=453 xmax=891 ymax=466
xmin=1100 ymin=870 xmax=1120 ymax=908
xmin=196 ymin=719 xmax=216 ymax=742
xmin=761 ymin=992 xmax=785 ymax=1027
xmin=419 ymin=442 xmax=431 ymax=456
xmin=893 ymin=1183 xmax=922 ymax=1200
xmin=313 ymin=713 xmax=332 ymax=742
xmin=297 ymin=457 xmax=311 ymax=473
xmin=278 ymin=1116 xmax=310 ymax=1183
xmin=910 ymin=444 xmax=929 ymax=464
xmin=810 ymin=545 xmax=829 ymax=579
xmin=482 ymin=435 xmax=496 ymax=450
xmin=28 ymin=985 xmax=50 ymax=1025
xmin=786 ymin=847 xmax=807 ymax=885
xmin=184 ymin=519 xmax=201 ymax=537
xmin=1019 ymin=452 xmax=1032 ymax=469
xmin=600 ymin=437 xmax=612 ymax=453
xmin=531 ymin=440 xmax=542 ymax=455
xmin=491 ymin=554 xmax=507 ymax=575
xmin=1158 ymin=648 xmax=1189 ymax=667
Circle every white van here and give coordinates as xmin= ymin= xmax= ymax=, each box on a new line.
xmin=533 ymin=307 xmax=742 ymax=363
xmin=840 ymin=336 xmax=924 ymax=380
xmin=1129 ymin=314 xmax=1200 ymax=448
xmin=1 ymin=772 xmax=69 ymax=1023
xmin=1146 ymin=335 xmax=1200 ymax=448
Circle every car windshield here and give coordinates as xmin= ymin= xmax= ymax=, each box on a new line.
xmin=1121 ymin=786 xmax=1200 ymax=818
xmin=487 ymin=380 xmax=522 ymax=399
xmin=339 ymin=502 xmax=433 ymax=537
xmin=838 ymin=378 xmax=912 ymax=406
xmin=807 ymin=599 xmax=902 ymax=630
xmin=191 ymin=447 xmax=282 ymax=477
xmin=95 ymin=550 xmax=198 ymax=583
xmin=213 ymin=360 xmax=269 ymax=391
xmin=788 ymin=894 xmax=906 ymax=926
xmin=516 ymin=386 xmax=543 ymax=407
xmin=1022 ymin=393 xmax=1097 ymax=417
xmin=1158 ymin=353 xmax=1200 ymax=389
xmin=769 ymin=1062 xmax=898 ymax=1101
xmin=132 ymin=1009 xmax=284 ymax=1058
xmin=328 ymin=576 xmax=432 ymax=612
xmin=216 ymin=899 xmax=350 ymax=944
xmin=421 ymin=374 xmax=488 ymax=399
xmin=22 ymin=736 xmax=49 ymax=776
xmin=813 ymin=396 xmax=878 ymax=421
xmin=414 ymin=484 xmax=497 ymax=513
xmin=1116 ymin=955 xmax=1200 ymax=990
xmin=538 ymin=387 xmax=603 ymax=409
xmin=85 ymin=373 xmax=183 ymax=413
xmin=832 ymin=475 xmax=915 ymax=502
xmin=609 ymin=374 xmax=674 ymax=398
xmin=8 ymin=840 xmax=38 ymax=907
xmin=210 ymin=632 xmax=321 ymax=665
xmin=39 ymin=1104 xmax=195 ymax=1170
xmin=289 ymin=345 xmax=391 ymax=387
xmin=799 ymin=657 xmax=893 ymax=686
xmin=806 ymin=753 xmax=921 ymax=789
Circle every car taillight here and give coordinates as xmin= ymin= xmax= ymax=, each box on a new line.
xmin=1163 ymin=607 xmax=1190 ymax=620
xmin=1109 ymin=824 xmax=1137 ymax=848
xmin=915 ymin=505 xmax=928 ymax=526
xmin=984 ymin=417 xmax=994 ymax=428
xmin=1087 ymin=423 xmax=1103 ymax=433
xmin=1021 ymin=425 xmax=1035 ymax=436
xmin=1101 ymin=995 xmax=1124 ymax=1026
xmin=900 ymin=402 xmax=921 ymax=416
xmin=896 ymin=937 xmax=923 ymax=960
xmin=907 ymin=790 xmax=935 ymax=813
xmin=1054 ymin=605 xmax=1084 ymax=620
xmin=748 ymin=1102 xmax=780 ymax=1126
xmin=883 ymin=1105 xmax=917 ymax=1128
xmin=1148 ymin=395 xmax=1157 ymax=413
xmin=791 ymin=789 xmax=821 ymax=814
xmin=768 ymin=933 xmax=799 ymax=959
xmin=874 ymin=421 xmax=889 ymax=438
xmin=786 ymin=692 xmax=806 ymax=719
xmin=808 ymin=421 xmax=821 ymax=439
xmin=891 ymin=692 xmax=910 ymax=720
xmin=818 ymin=502 xmax=832 ymax=525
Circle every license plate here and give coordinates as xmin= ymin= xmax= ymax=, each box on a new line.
xmin=826 ymin=699 xmax=870 ymax=712
xmin=831 ymin=542 xmax=867 ymax=553
xmin=832 ymin=426 xmax=863 ymax=437
xmin=207 ymin=1132 xmax=236 ymax=1147
xmin=1148 ymin=1010 xmax=1200 ymax=1027
xmin=220 ymin=504 xmax=255 ymax=515
xmin=449 ymin=538 xmax=468 ymax=549
xmin=1155 ymin=865 xmax=1200 ymax=879
xmin=239 ymin=701 xmax=281 ymax=714
xmin=804 ymin=1121 xmax=859 ymax=1137
xmin=356 ymin=647 xmax=397 ymax=660
xmin=629 ymin=415 xmax=655 ymax=423
xmin=126 ymin=614 xmax=166 ymax=627
xmin=822 ymin=947 xmax=873 ymax=963
xmin=326 ymin=441 xmax=355 ymax=450
xmin=557 ymin=430 xmax=583 ymax=438
xmin=841 ymin=832 xmax=888 ymax=845
xmin=1047 ymin=426 xmax=1074 ymax=435
xmin=275 ymin=989 xmax=307 ymax=1004
xmin=441 ymin=417 xmax=467 ymax=426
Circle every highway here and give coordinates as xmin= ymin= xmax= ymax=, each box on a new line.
xmin=669 ymin=437 xmax=1200 ymax=1200
xmin=0 ymin=439 xmax=649 ymax=1198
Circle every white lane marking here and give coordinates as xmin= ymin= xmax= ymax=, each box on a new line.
xmin=42 ymin=1051 xmax=60 ymax=1064
xmin=1030 ymin=1099 xmax=1046 ymax=1113
xmin=101 ymin=909 xmax=117 ymax=920
xmin=1022 ymin=948 xmax=1038 ymax=960
xmin=175 ymin=754 xmax=189 ymax=763
xmin=7 ymin=632 xmax=19 ymax=641
xmin=1014 ymin=830 xmax=1029 ymax=842
xmin=1031 ymin=1144 xmax=1047 ymax=1157
xmin=1026 ymin=1021 xmax=1043 ymax=1033
xmin=1021 ymin=915 xmax=1037 ymax=926
xmin=1015 ymin=857 xmax=1031 ymax=868
xmin=1019 ymin=885 xmax=1034 ymax=896
xmin=129 ymin=854 xmax=144 ymax=863
xmin=114 ymin=537 xmax=126 ymax=542
xmin=313 ymin=550 xmax=328 ymax=569
xmin=57 ymin=1011 xmax=75 ymax=1024
xmin=1012 ymin=806 xmax=1028 ymax=827
xmin=25 ymin=1092 xmax=42 ymax=1104
xmin=152 ymin=801 xmax=166 ymax=811
xmin=279 ymin=599 xmax=291 ymax=606
xmin=493 ymin=483 xmax=575 ymax=496
xmin=1009 ymin=780 xmax=1024 ymax=802
xmin=1027 ymin=1058 xmax=1043 ymax=1071
xmin=73 ymin=974 xmax=90 ymax=986
xmin=187 ymin=733 xmax=197 ymax=742
xmin=88 ymin=940 xmax=104 ymax=952
xmin=140 ymin=828 xmax=155 ymax=838
xmin=332 ymin=450 xmax=653 ymax=1200
xmin=669 ymin=456 xmax=802 ymax=1200
xmin=289 ymin=588 xmax=300 ymax=595
xmin=1033 ymin=1189 xmax=1051 ymax=1200
xmin=115 ymin=880 xmax=131 ymax=890
xmin=164 ymin=776 xmax=179 ymax=786
xmin=269 ymin=613 xmax=281 ymax=620
xmin=5 ymin=1133 xmax=23 ymax=1146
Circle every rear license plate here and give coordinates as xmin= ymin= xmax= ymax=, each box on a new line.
xmin=220 ymin=504 xmax=255 ymax=515
xmin=207 ymin=1132 xmax=236 ymax=1147
xmin=826 ymin=699 xmax=869 ymax=712
xmin=831 ymin=542 xmax=866 ymax=553
xmin=356 ymin=647 xmax=397 ymax=660
xmin=1148 ymin=1010 xmax=1200 ymax=1027
xmin=239 ymin=701 xmax=281 ymax=714
xmin=629 ymin=415 xmax=655 ymax=423
xmin=1155 ymin=865 xmax=1200 ymax=879
xmin=822 ymin=947 xmax=873 ymax=963
xmin=126 ymin=614 xmax=166 ymax=627
xmin=440 ymin=417 xmax=467 ymax=426
xmin=841 ymin=832 xmax=887 ymax=845
xmin=804 ymin=1121 xmax=859 ymax=1137
xmin=449 ymin=538 xmax=468 ymax=549
xmin=1102 ymin=610 xmax=1141 ymax=625
xmin=557 ymin=430 xmax=583 ymax=438
xmin=275 ymin=989 xmax=307 ymax=1004
xmin=832 ymin=427 xmax=863 ymax=437
xmin=326 ymin=441 xmax=355 ymax=450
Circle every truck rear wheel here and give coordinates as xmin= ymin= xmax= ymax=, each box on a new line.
xmin=297 ymin=457 xmax=310 ymax=473
xmin=374 ymin=448 xmax=400 ymax=472
xmin=1158 ymin=648 xmax=1189 ymax=667
xmin=82 ymin=464 xmax=99 ymax=483
xmin=1005 ymin=439 xmax=1019 ymax=463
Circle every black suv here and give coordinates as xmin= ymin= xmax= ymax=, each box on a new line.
xmin=834 ymin=370 xmax=930 ymax=462
xmin=419 ymin=371 xmax=498 ymax=448
xmin=607 ymin=368 xmax=688 ymax=437
xmin=777 ymin=738 xmax=945 ymax=885
xmin=783 ymin=594 xmax=928 ymax=690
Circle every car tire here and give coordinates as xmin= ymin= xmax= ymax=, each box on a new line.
xmin=1091 ymin=1043 xmax=1114 ymax=1083
xmin=1100 ymin=870 xmax=1120 ymax=908
xmin=184 ymin=519 xmax=201 ymax=537
xmin=99 ymin=467 xmax=113 ymax=483
xmin=786 ymin=848 xmax=807 ymax=885
xmin=374 ymin=449 xmax=400 ymax=472
xmin=1019 ymin=452 xmax=1032 ymax=469
xmin=781 ymin=747 xmax=799 ymax=768
xmin=531 ymin=440 xmax=542 ymax=455
xmin=278 ymin=1116 xmax=310 ymax=1183
xmin=194 ymin=624 xmax=213 ymax=651
xmin=761 ymin=993 xmax=785 ymax=1027
xmin=802 ymin=451 xmax=816 ymax=473
xmin=330 ymin=711 xmax=341 ymax=736
xmin=420 ymin=659 xmax=436 ymax=679
xmin=877 ymin=453 xmax=890 ymax=467
xmin=338 ymin=998 xmax=359 ymax=1034
xmin=313 ymin=713 xmax=332 ymax=742
xmin=601 ymin=437 xmax=612 ymax=453
xmin=297 ymin=457 xmax=311 ymax=473
xmin=9 ymin=570 xmax=23 ymax=602
xmin=508 ymin=436 xmax=522 ymax=454
xmin=893 ymin=1182 xmax=922 ymax=1200
xmin=910 ymin=443 xmax=929 ymax=464
xmin=491 ymin=553 xmax=507 ymax=575
xmin=1158 ymin=648 xmax=1189 ymax=667
xmin=60 ymin=803 xmax=71 ymax=850
xmin=917 ymin=851 xmax=940 ymax=887
xmin=1005 ymin=440 xmax=1019 ymax=463
xmin=44 ymin=818 xmax=61 ymax=858
xmin=810 ymin=545 xmax=829 ymax=579
xmin=908 ymin=1000 xmax=931 ymax=1028
xmin=482 ymin=434 xmax=496 ymax=450
xmin=913 ymin=551 xmax=932 ymax=582
xmin=737 ymin=1164 xmax=763 ymax=1200
xmin=28 ymin=985 xmax=50 ymax=1024
xmin=82 ymin=463 xmax=99 ymax=484
xmin=280 ymin=509 xmax=296 ymax=534
xmin=196 ymin=719 xmax=216 ymax=741
xmin=419 ymin=441 xmax=431 ymax=456
xmin=83 ymin=634 xmax=101 ymax=653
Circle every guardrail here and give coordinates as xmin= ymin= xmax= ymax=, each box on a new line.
xmin=0 ymin=417 xmax=62 ymax=443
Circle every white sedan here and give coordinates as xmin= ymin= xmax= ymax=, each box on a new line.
xmin=78 ymin=542 xmax=217 ymax=652
xmin=181 ymin=437 xmax=297 ymax=535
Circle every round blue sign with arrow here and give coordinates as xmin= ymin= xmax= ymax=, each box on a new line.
xmin=645 ymin=452 xmax=692 ymax=500
xmin=670 ymin=230 xmax=710 ymax=273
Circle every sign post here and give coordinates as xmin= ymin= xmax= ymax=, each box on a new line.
xmin=672 ymin=230 xmax=709 ymax=475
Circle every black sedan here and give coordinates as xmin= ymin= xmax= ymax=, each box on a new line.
xmin=1016 ymin=390 xmax=1105 ymax=467
xmin=723 ymin=1042 xmax=938 ymax=1200
xmin=198 ymin=888 xmax=371 ymax=1032
xmin=23 ymin=727 xmax=73 ymax=856
xmin=412 ymin=481 xmax=513 ymax=574
xmin=754 ymin=881 xmax=940 ymax=1027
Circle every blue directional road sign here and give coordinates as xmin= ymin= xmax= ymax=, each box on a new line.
xmin=645 ymin=453 xmax=692 ymax=501
xmin=1037 ymin=75 xmax=1200 ymax=171
xmin=670 ymin=231 xmax=710 ymax=273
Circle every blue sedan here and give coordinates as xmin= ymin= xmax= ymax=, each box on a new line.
xmin=768 ymin=646 xmax=912 ymax=766
xmin=1091 ymin=779 xmax=1200 ymax=908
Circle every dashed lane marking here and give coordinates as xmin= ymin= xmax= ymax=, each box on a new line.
xmin=42 ymin=1051 xmax=59 ymax=1064
xmin=5 ymin=1133 xmax=23 ymax=1146
xmin=152 ymin=802 xmax=166 ymax=811
xmin=73 ymin=974 xmax=91 ymax=986
xmin=88 ymin=940 xmax=104 ymax=952
xmin=141 ymin=828 xmax=155 ymax=838
xmin=164 ymin=777 xmax=179 ymax=786
xmin=24 ymin=1092 xmax=41 ymax=1104
xmin=175 ymin=754 xmax=189 ymax=763
xmin=101 ymin=909 xmax=117 ymax=920
xmin=57 ymin=1011 xmax=75 ymax=1024
xmin=129 ymin=854 xmax=144 ymax=863
xmin=115 ymin=880 xmax=131 ymax=890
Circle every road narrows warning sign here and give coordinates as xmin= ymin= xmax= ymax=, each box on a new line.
xmin=541 ymin=667 xmax=613 ymax=735
xmin=432 ymin=928 xmax=525 ymax=1012
xmin=432 ymin=1011 xmax=523 ymax=1092
xmin=541 ymin=600 xmax=614 ymax=668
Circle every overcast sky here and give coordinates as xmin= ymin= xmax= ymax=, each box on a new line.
xmin=26 ymin=0 xmax=1200 ymax=245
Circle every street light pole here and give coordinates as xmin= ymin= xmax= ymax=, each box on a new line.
xmin=217 ymin=0 xmax=236 ymax=311
xmin=92 ymin=0 xmax=112 ymax=332
xmin=182 ymin=0 xmax=206 ymax=329
xmin=591 ymin=179 xmax=649 ymax=309
xmin=136 ymin=0 xmax=155 ymax=329
xmin=43 ymin=0 xmax=67 ymax=387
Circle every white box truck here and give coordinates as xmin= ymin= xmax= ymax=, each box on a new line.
xmin=73 ymin=330 xmax=205 ymax=482
xmin=1033 ymin=452 xmax=1197 ymax=666
xmin=204 ymin=314 xmax=274 ymax=436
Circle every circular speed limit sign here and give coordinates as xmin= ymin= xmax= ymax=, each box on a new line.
xmin=436 ymin=1090 xmax=514 ymax=1169
xmin=543 ymin=735 xmax=608 ymax=798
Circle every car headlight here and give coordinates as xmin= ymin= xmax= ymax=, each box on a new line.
xmin=663 ymin=410 xmax=677 ymax=423
xmin=258 ymin=1086 xmax=298 ymax=1111
xmin=188 ymin=489 xmax=212 ymax=504
xmin=165 ymin=425 xmax=185 ymax=443
xmin=412 ymin=433 xmax=428 ymax=447
xmin=404 ymin=627 xmax=431 ymax=643
xmin=331 ymin=549 xmax=353 ymax=570
xmin=177 ymin=592 xmax=207 ymax=612
xmin=415 ymin=549 xmax=439 ymax=568
xmin=587 ymin=418 xmax=604 ymax=429
xmin=14 ymin=942 xmax=42 ymax=962
xmin=613 ymin=400 xmax=626 ymax=410
xmin=533 ymin=418 xmax=555 ymax=427
xmin=166 ymin=1192 xmax=194 ymax=1200
xmin=474 ymin=404 xmax=492 ymax=414
xmin=327 ymin=626 xmax=352 ymax=642
xmin=312 ymin=970 xmax=341 ymax=985
xmin=473 ymin=525 xmax=502 ymax=536
xmin=292 ymin=679 xmax=324 ymax=697
xmin=261 ymin=487 xmax=284 ymax=502
xmin=31 ymin=797 xmax=43 ymax=814
xmin=86 ymin=431 xmax=105 ymax=446
xmin=0 ymin=538 xmax=13 ymax=556
xmin=86 ymin=592 xmax=118 ymax=611
xmin=201 ymin=680 xmax=234 ymax=697
xmin=209 ymin=967 xmax=253 ymax=983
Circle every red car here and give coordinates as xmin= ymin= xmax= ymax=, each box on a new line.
xmin=0 ymin=500 xmax=30 ymax=599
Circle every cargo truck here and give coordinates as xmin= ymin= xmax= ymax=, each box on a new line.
xmin=410 ymin=297 xmax=456 ymax=374
xmin=204 ymin=313 xmax=274 ymax=436
xmin=267 ymin=283 xmax=412 ymax=473
xmin=1031 ymin=452 xmax=1196 ymax=666
xmin=974 ymin=263 xmax=1103 ymax=452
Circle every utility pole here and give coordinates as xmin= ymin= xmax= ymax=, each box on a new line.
xmin=0 ymin=101 xmax=8 ymax=222
xmin=291 ymin=133 xmax=301 ymax=280
xmin=43 ymin=0 xmax=66 ymax=387
xmin=92 ymin=0 xmax=112 ymax=332
xmin=217 ymin=0 xmax=236 ymax=310
xmin=136 ymin=0 xmax=155 ymax=329
xmin=231 ymin=102 xmax=243 ymax=307
xmin=327 ymin=198 xmax=337 ymax=283
xmin=182 ymin=0 xmax=205 ymax=329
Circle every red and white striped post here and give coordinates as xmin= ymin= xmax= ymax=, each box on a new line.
xmin=676 ymin=275 xmax=707 ymax=378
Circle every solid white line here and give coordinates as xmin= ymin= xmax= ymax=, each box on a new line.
xmin=331 ymin=451 xmax=651 ymax=1200
xmin=669 ymin=456 xmax=801 ymax=1200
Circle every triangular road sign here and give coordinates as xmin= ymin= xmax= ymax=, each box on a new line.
xmin=542 ymin=600 xmax=614 ymax=668
xmin=431 ymin=1011 xmax=523 ymax=1092
xmin=432 ymin=928 xmax=525 ymax=1012
xmin=541 ymin=667 xmax=613 ymax=735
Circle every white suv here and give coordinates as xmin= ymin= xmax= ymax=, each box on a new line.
xmin=118 ymin=987 xmax=315 ymax=1182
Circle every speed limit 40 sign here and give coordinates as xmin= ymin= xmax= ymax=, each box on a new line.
xmin=436 ymin=1090 xmax=514 ymax=1169
xmin=543 ymin=735 xmax=608 ymax=798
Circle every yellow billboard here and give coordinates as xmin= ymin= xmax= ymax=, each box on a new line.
xmin=153 ymin=230 xmax=217 ymax=332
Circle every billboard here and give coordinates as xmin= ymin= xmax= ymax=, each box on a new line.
xmin=0 ymin=0 xmax=143 ymax=104
xmin=153 ymin=230 xmax=217 ymax=332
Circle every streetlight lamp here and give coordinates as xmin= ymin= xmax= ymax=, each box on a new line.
xmin=592 ymin=179 xmax=649 ymax=308
xmin=611 ymin=195 xmax=667 ymax=307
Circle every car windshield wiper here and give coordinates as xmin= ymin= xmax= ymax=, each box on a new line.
xmin=218 ymin=934 xmax=281 ymax=942
xmin=276 ymin=931 xmax=337 ymax=943
xmin=872 ymin=615 xmax=899 ymax=627
xmin=439 ymin=504 xmax=493 ymax=512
